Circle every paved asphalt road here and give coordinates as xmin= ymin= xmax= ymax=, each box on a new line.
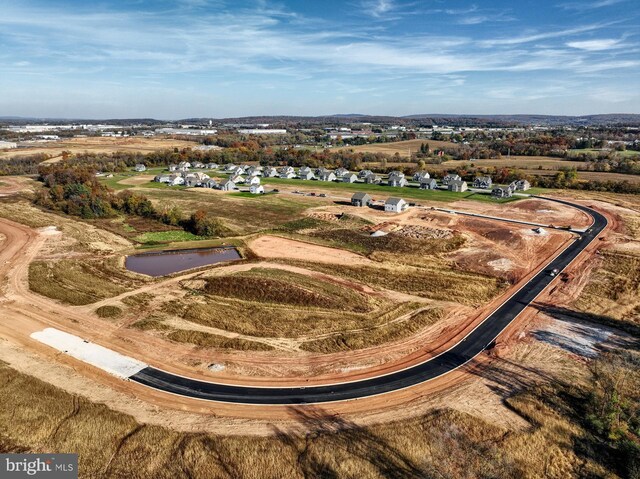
xmin=130 ymin=197 xmax=607 ymax=404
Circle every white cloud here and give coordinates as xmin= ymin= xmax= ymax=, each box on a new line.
xmin=566 ymin=38 xmax=622 ymax=51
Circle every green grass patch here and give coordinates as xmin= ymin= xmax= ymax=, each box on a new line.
xmin=133 ymin=230 xmax=207 ymax=244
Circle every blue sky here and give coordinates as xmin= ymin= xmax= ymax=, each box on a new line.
xmin=0 ymin=0 xmax=638 ymax=118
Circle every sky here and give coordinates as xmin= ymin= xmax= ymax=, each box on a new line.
xmin=0 ymin=0 xmax=639 ymax=119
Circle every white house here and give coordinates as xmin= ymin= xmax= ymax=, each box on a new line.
xmin=134 ymin=164 xmax=146 ymax=172
xmin=385 ymin=197 xmax=408 ymax=213
xmin=247 ymin=175 xmax=261 ymax=186
xmin=250 ymin=184 xmax=265 ymax=194
xmin=442 ymin=174 xmax=461 ymax=185
xmin=318 ymin=171 xmax=337 ymax=182
xmin=388 ymin=173 xmax=407 ymax=187
xmin=219 ymin=179 xmax=236 ymax=191
xmin=342 ymin=173 xmax=358 ymax=183
xmin=448 ymin=180 xmax=468 ymax=192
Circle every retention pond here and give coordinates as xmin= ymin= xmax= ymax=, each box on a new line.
xmin=125 ymin=247 xmax=241 ymax=277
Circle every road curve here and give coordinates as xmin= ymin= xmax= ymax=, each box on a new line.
xmin=130 ymin=197 xmax=607 ymax=404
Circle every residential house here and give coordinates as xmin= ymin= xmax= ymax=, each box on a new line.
xmin=205 ymin=163 xmax=218 ymax=169
xmin=442 ymin=174 xmax=461 ymax=185
xmin=247 ymin=175 xmax=261 ymax=186
xmin=299 ymin=170 xmax=315 ymax=180
xmin=448 ymin=180 xmax=468 ymax=192
xmin=351 ymin=192 xmax=372 ymax=207
xmin=342 ymin=173 xmax=358 ymax=183
xmin=246 ymin=166 xmax=261 ymax=177
xmin=224 ymin=163 xmax=237 ymax=172
xmin=473 ymin=176 xmax=493 ymax=189
xmin=184 ymin=174 xmax=199 ymax=187
xmin=218 ymin=179 xmax=236 ymax=191
xmin=279 ymin=166 xmax=295 ymax=175
xmin=168 ymin=164 xmax=178 ymax=172
xmin=154 ymin=173 xmax=172 ymax=183
xmin=384 ymin=197 xmax=408 ymax=213
xmin=334 ymin=167 xmax=350 ymax=178
xmin=298 ymin=166 xmax=312 ymax=176
xmin=318 ymin=171 xmax=337 ymax=182
xmin=178 ymin=161 xmax=191 ymax=169
xmin=134 ymin=164 xmax=146 ymax=172
xmin=419 ymin=178 xmax=438 ymax=190
xmin=250 ymin=184 xmax=265 ymax=194
xmin=279 ymin=170 xmax=296 ymax=179
xmin=263 ymin=167 xmax=278 ymax=177
xmin=358 ymin=169 xmax=373 ymax=179
xmin=202 ymin=179 xmax=218 ymax=188
xmin=413 ymin=171 xmax=430 ymax=182
xmin=168 ymin=175 xmax=184 ymax=186
xmin=364 ymin=173 xmax=381 ymax=184
xmin=192 ymin=162 xmax=205 ymax=169
xmin=230 ymin=174 xmax=245 ymax=184
xmin=492 ymin=186 xmax=513 ymax=198
xmin=387 ymin=173 xmax=407 ymax=187
xmin=515 ymin=179 xmax=531 ymax=191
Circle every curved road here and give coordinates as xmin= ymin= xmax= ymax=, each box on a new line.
xmin=130 ymin=197 xmax=607 ymax=404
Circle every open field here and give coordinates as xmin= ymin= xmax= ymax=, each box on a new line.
xmin=29 ymin=259 xmax=143 ymax=305
xmin=337 ymin=138 xmax=462 ymax=157
xmin=568 ymin=148 xmax=640 ymax=158
xmin=0 ymin=358 xmax=625 ymax=478
xmin=0 ymin=136 xmax=198 ymax=161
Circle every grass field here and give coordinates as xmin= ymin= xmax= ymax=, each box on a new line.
xmin=301 ymin=307 xmax=444 ymax=353
xmin=0 ymin=137 xmax=198 ymax=161
xmin=0 ymin=360 xmax=622 ymax=477
xmin=575 ymin=250 xmax=640 ymax=326
xmin=338 ymin=139 xmax=462 ymax=157
xmin=278 ymin=259 xmax=506 ymax=307
xmin=133 ymin=230 xmax=208 ymax=244
xmin=568 ymin=148 xmax=640 ymax=158
xmin=28 ymin=259 xmax=142 ymax=305
xmin=139 ymin=188 xmax=318 ymax=235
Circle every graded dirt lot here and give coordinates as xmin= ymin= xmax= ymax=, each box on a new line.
xmin=249 ymin=234 xmax=374 ymax=265
xmin=0 ymin=136 xmax=198 ymax=162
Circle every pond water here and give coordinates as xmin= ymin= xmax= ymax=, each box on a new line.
xmin=125 ymin=247 xmax=241 ymax=277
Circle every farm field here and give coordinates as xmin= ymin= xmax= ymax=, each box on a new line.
xmin=337 ymin=138 xmax=462 ymax=156
xmin=0 ymin=136 xmax=199 ymax=162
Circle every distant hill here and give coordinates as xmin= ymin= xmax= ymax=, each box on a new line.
xmin=2 ymin=114 xmax=639 ymax=127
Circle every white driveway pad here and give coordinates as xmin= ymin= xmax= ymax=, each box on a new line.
xmin=31 ymin=328 xmax=147 ymax=378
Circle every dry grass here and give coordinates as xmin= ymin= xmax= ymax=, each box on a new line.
xmin=167 ymin=330 xmax=274 ymax=351
xmin=28 ymin=259 xmax=138 ymax=305
xmin=202 ymin=268 xmax=371 ymax=312
xmin=301 ymin=307 xmax=444 ymax=353
xmin=0 ymin=360 xmax=619 ymax=478
xmin=279 ymin=259 xmax=505 ymax=306
xmin=0 ymin=137 xmax=197 ymax=161
xmin=575 ymin=251 xmax=640 ymax=325
xmin=338 ymin=139 xmax=461 ymax=157
xmin=95 ymin=305 xmax=123 ymax=318
xmin=176 ymin=299 xmax=417 ymax=340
